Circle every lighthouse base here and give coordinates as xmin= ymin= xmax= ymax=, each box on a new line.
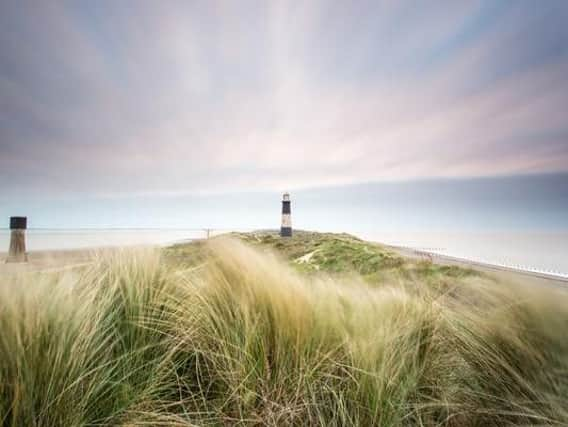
xmin=280 ymin=227 xmax=292 ymax=237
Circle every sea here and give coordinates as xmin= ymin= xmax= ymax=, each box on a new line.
xmin=0 ymin=229 xmax=204 ymax=252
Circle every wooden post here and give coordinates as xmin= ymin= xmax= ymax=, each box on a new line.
xmin=6 ymin=216 xmax=28 ymax=263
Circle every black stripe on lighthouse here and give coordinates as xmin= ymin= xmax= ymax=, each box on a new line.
xmin=280 ymin=193 xmax=292 ymax=237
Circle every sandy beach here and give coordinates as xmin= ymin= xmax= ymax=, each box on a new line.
xmin=0 ymin=248 xmax=97 ymax=274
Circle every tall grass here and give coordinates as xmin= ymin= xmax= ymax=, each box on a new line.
xmin=1 ymin=239 xmax=568 ymax=426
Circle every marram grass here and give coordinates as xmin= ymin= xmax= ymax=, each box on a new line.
xmin=1 ymin=234 xmax=568 ymax=426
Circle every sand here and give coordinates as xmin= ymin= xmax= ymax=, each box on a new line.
xmin=0 ymin=249 xmax=97 ymax=275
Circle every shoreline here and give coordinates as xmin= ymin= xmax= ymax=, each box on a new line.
xmin=0 ymin=248 xmax=98 ymax=274
xmin=385 ymin=244 xmax=568 ymax=289
xmin=2 ymin=236 xmax=567 ymax=289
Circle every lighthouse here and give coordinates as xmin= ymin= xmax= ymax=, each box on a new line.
xmin=280 ymin=193 xmax=292 ymax=237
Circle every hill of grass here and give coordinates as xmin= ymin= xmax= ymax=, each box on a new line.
xmin=229 ymin=230 xmax=475 ymax=279
xmin=1 ymin=231 xmax=568 ymax=426
xmin=166 ymin=230 xmax=478 ymax=291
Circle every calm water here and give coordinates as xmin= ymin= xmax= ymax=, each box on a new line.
xmin=360 ymin=231 xmax=568 ymax=277
xmin=0 ymin=229 xmax=206 ymax=252
xmin=1 ymin=229 xmax=567 ymax=277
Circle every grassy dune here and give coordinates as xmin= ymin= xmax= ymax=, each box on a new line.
xmin=1 ymin=231 xmax=568 ymax=426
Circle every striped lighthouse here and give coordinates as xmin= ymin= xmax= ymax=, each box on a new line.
xmin=280 ymin=193 xmax=292 ymax=237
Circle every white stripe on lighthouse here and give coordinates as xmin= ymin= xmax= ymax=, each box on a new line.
xmin=281 ymin=214 xmax=291 ymax=227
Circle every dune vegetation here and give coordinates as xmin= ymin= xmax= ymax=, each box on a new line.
xmin=1 ymin=231 xmax=568 ymax=426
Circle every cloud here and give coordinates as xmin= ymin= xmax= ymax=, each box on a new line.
xmin=0 ymin=0 xmax=567 ymax=196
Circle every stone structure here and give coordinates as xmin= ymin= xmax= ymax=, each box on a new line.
xmin=7 ymin=216 xmax=28 ymax=263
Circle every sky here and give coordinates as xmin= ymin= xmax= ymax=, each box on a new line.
xmin=1 ymin=1 xmax=567 ymax=230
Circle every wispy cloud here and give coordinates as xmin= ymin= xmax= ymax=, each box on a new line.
xmin=1 ymin=0 xmax=567 ymax=196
